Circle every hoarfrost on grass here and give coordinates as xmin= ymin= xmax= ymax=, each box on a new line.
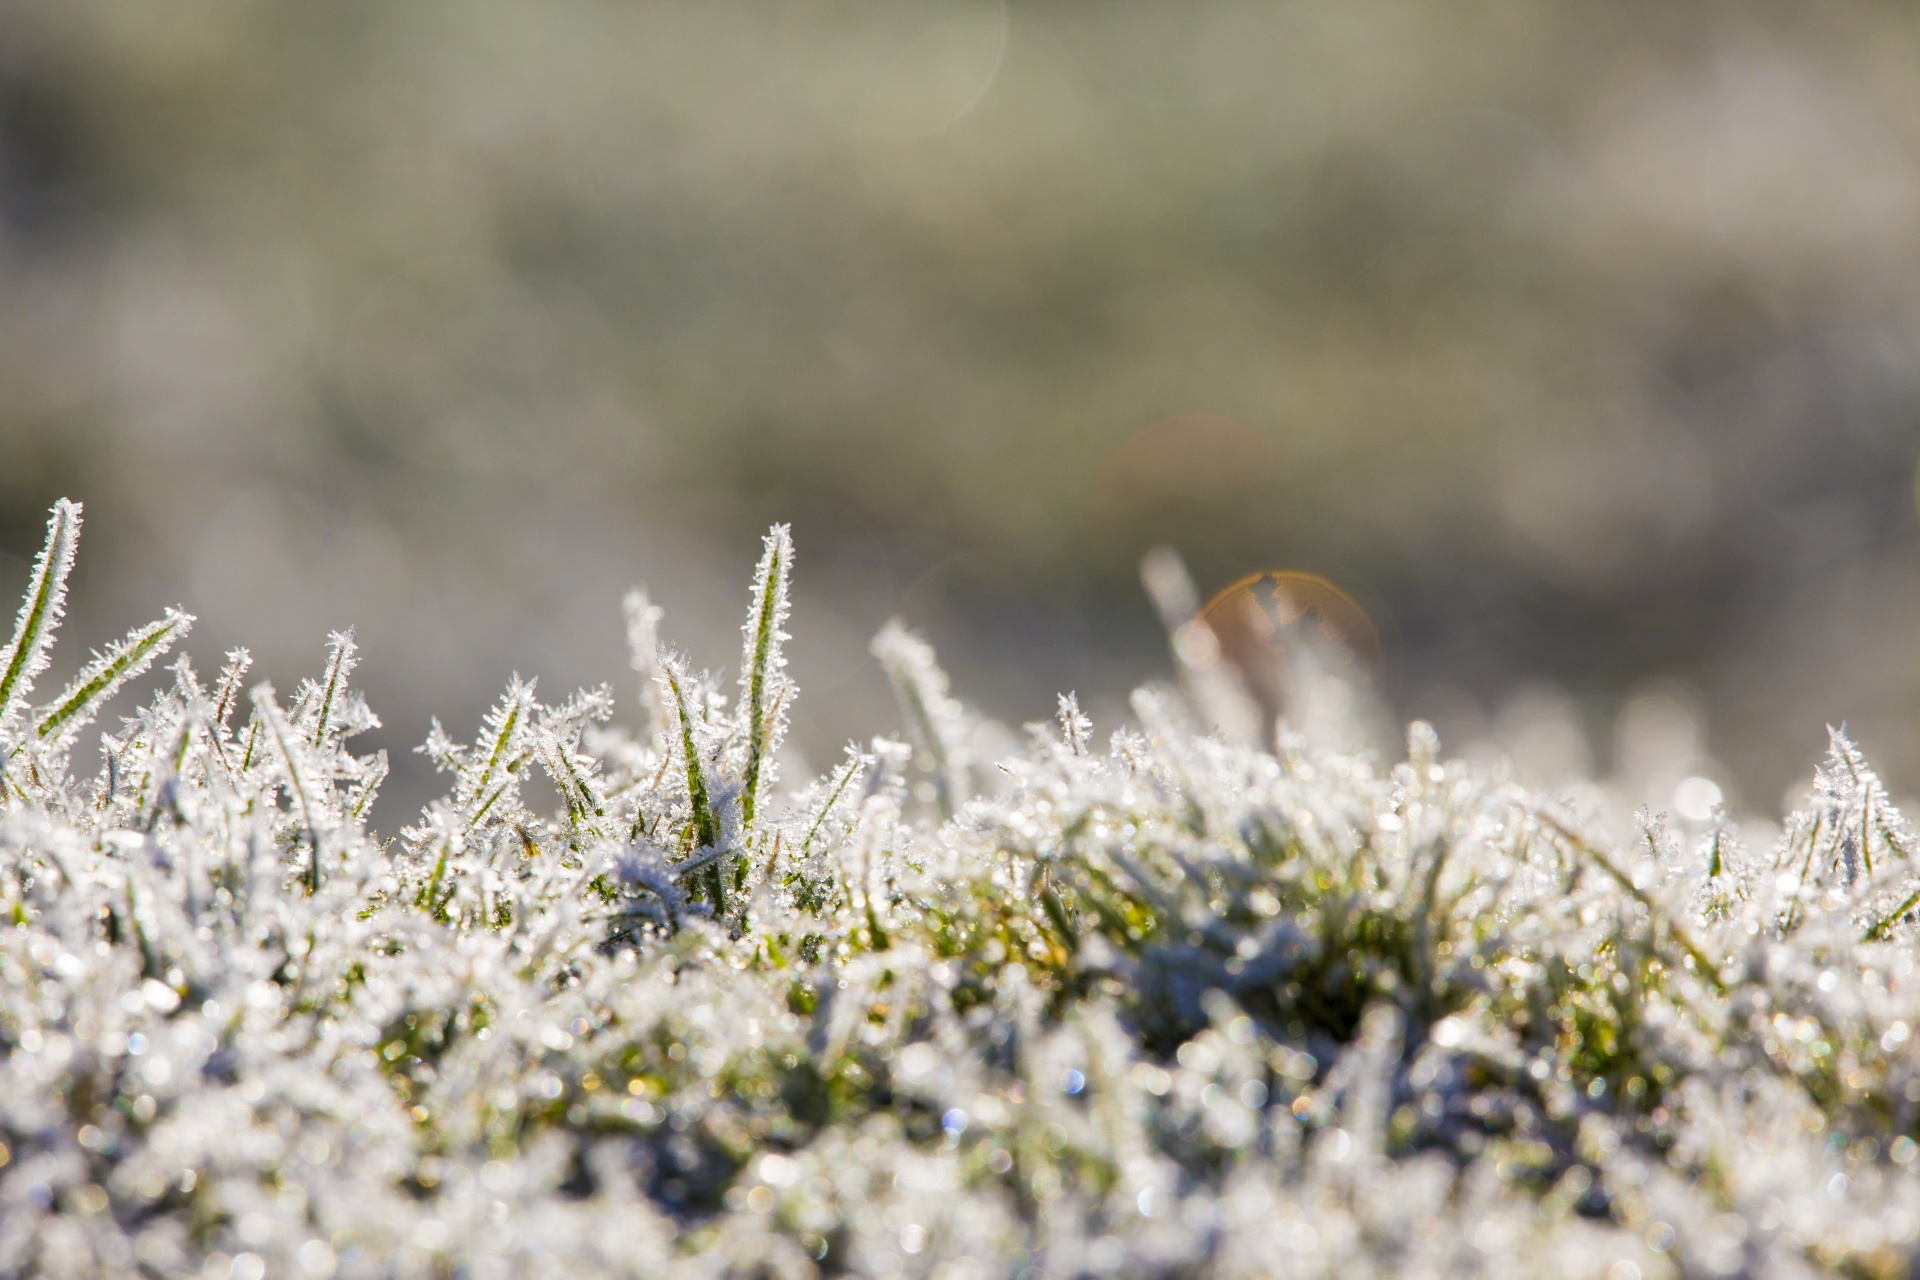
xmin=3 ymin=499 xmax=1920 ymax=1276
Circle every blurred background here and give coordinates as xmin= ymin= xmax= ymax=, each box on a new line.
xmin=5 ymin=0 xmax=1920 ymax=827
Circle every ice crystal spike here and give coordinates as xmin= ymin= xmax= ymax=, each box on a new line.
xmin=737 ymin=523 xmax=793 ymax=834
xmin=34 ymin=607 xmax=193 ymax=752
xmin=1057 ymin=692 xmax=1093 ymax=756
xmin=0 ymin=498 xmax=81 ymax=744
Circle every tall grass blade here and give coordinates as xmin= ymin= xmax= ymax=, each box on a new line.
xmin=0 ymin=499 xmax=82 ymax=743
xmin=663 ymin=656 xmax=725 ymax=917
xmin=307 ymin=628 xmax=359 ymax=747
xmin=35 ymin=608 xmax=194 ymax=751
xmin=738 ymin=523 xmax=793 ymax=833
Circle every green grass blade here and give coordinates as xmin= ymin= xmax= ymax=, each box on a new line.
xmin=211 ymin=648 xmax=252 ymax=734
xmin=738 ymin=524 xmax=793 ymax=833
xmin=461 ymin=678 xmax=536 ymax=825
xmin=664 ymin=658 xmax=726 ymax=919
xmin=0 ymin=499 xmax=82 ymax=740
xmin=801 ymin=746 xmax=868 ymax=856
xmin=309 ymin=628 xmax=358 ymax=747
xmin=35 ymin=608 xmax=193 ymax=750
xmin=666 ymin=661 xmax=718 ymax=851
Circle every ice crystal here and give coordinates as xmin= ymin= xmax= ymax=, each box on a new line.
xmin=5 ymin=497 xmax=1920 ymax=1277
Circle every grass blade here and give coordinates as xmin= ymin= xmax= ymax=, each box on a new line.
xmin=35 ymin=608 xmax=194 ymax=751
xmin=663 ymin=657 xmax=725 ymax=918
xmin=738 ymin=524 xmax=793 ymax=833
xmin=0 ymin=499 xmax=82 ymax=742
xmin=461 ymin=678 xmax=537 ymax=828
xmin=308 ymin=628 xmax=359 ymax=747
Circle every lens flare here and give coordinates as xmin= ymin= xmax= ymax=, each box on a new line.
xmin=1200 ymin=570 xmax=1382 ymax=676
xmin=1198 ymin=570 xmax=1382 ymax=740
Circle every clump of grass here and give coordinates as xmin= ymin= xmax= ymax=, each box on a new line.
xmin=3 ymin=498 xmax=1920 ymax=1278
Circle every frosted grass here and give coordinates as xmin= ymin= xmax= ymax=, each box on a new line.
xmin=2 ymin=500 xmax=1920 ymax=1277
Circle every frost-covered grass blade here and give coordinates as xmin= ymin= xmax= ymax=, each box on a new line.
xmin=34 ymin=606 xmax=193 ymax=751
xmin=662 ymin=655 xmax=727 ymax=919
xmin=0 ymin=498 xmax=81 ymax=744
xmin=738 ymin=523 xmax=792 ymax=834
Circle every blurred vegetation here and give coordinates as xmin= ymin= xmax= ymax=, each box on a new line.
xmin=3 ymin=0 xmax=1920 ymax=818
